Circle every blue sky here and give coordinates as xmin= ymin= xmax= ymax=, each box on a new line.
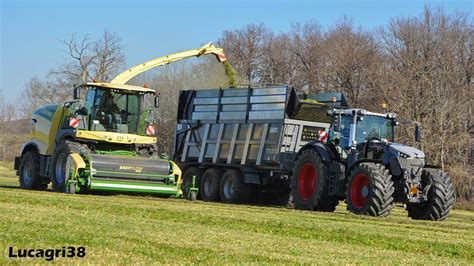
xmin=1 ymin=0 xmax=472 ymax=100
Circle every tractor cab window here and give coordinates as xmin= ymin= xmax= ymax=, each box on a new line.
xmin=329 ymin=115 xmax=352 ymax=149
xmin=356 ymin=115 xmax=394 ymax=143
xmin=90 ymin=89 xmax=142 ymax=134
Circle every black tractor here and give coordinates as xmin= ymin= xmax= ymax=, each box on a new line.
xmin=291 ymin=107 xmax=455 ymax=220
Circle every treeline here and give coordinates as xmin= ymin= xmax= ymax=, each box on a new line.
xmin=0 ymin=7 xmax=471 ymax=202
xmin=217 ymin=7 xmax=473 ymax=201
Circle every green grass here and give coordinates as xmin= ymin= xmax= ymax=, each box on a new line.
xmin=0 ymin=161 xmax=473 ymax=264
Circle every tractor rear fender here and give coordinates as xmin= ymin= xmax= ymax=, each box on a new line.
xmin=297 ymin=142 xmax=336 ymax=163
xmin=297 ymin=142 xmax=346 ymax=197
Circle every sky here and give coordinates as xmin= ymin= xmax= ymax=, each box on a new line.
xmin=0 ymin=0 xmax=472 ymax=101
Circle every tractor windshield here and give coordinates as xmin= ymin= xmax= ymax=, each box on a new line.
xmin=356 ymin=115 xmax=394 ymax=143
xmin=86 ymin=88 xmax=143 ymax=134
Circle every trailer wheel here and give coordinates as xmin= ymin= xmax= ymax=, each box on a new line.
xmin=291 ymin=148 xmax=338 ymax=211
xmin=406 ymin=169 xmax=454 ymax=221
xmin=200 ymin=168 xmax=223 ymax=201
xmin=220 ymin=169 xmax=251 ymax=204
xmin=346 ymin=163 xmax=394 ymax=217
xmin=19 ymin=150 xmax=48 ymax=190
xmin=182 ymin=167 xmax=203 ymax=200
xmin=51 ymin=141 xmax=84 ymax=192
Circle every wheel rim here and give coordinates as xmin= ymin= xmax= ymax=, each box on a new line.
xmin=22 ymin=162 xmax=33 ymax=185
xmin=203 ymin=177 xmax=212 ymax=197
xmin=223 ymin=177 xmax=234 ymax=199
xmin=298 ymin=163 xmax=317 ymax=201
xmin=351 ymin=173 xmax=370 ymax=208
xmin=55 ymin=153 xmax=67 ymax=185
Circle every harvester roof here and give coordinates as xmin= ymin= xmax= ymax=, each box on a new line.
xmin=85 ymin=82 xmax=156 ymax=94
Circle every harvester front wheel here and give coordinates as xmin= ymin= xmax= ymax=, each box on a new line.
xmin=51 ymin=141 xmax=83 ymax=193
xmin=346 ymin=163 xmax=394 ymax=217
xmin=406 ymin=169 xmax=454 ymax=221
xmin=220 ymin=169 xmax=251 ymax=204
xmin=200 ymin=168 xmax=222 ymax=201
xmin=182 ymin=167 xmax=203 ymax=200
xmin=19 ymin=150 xmax=48 ymax=190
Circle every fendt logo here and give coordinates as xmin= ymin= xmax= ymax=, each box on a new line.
xmin=119 ymin=166 xmax=143 ymax=173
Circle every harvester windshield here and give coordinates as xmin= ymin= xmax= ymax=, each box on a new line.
xmin=85 ymin=86 xmax=144 ymax=134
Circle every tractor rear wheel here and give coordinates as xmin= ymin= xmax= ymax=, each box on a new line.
xmin=219 ymin=169 xmax=251 ymax=204
xmin=406 ymin=169 xmax=454 ymax=221
xmin=19 ymin=150 xmax=48 ymax=190
xmin=346 ymin=163 xmax=394 ymax=217
xmin=182 ymin=167 xmax=203 ymax=200
xmin=200 ymin=168 xmax=223 ymax=201
xmin=291 ymin=148 xmax=339 ymax=211
xmin=51 ymin=141 xmax=84 ymax=192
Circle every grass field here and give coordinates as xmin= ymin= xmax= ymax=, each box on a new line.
xmin=0 ymin=162 xmax=473 ymax=264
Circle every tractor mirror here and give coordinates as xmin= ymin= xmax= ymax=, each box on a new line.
xmin=333 ymin=116 xmax=341 ymax=132
xmin=415 ymin=123 xmax=422 ymax=142
xmin=73 ymin=87 xmax=81 ymax=100
xmin=154 ymin=94 xmax=160 ymax=108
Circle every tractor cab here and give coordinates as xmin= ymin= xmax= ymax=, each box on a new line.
xmin=327 ymin=109 xmax=396 ymax=159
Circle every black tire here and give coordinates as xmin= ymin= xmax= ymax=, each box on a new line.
xmin=291 ymin=148 xmax=339 ymax=211
xmin=200 ymin=168 xmax=223 ymax=201
xmin=19 ymin=150 xmax=48 ymax=190
xmin=182 ymin=167 xmax=203 ymax=200
xmin=219 ymin=169 xmax=251 ymax=204
xmin=51 ymin=141 xmax=84 ymax=192
xmin=406 ymin=169 xmax=454 ymax=221
xmin=346 ymin=163 xmax=394 ymax=217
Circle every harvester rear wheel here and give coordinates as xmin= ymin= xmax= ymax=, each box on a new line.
xmin=346 ymin=163 xmax=394 ymax=217
xmin=51 ymin=141 xmax=84 ymax=193
xmin=19 ymin=150 xmax=48 ymax=190
xmin=200 ymin=168 xmax=222 ymax=201
xmin=291 ymin=148 xmax=338 ymax=211
xmin=406 ymin=169 xmax=454 ymax=221
xmin=220 ymin=169 xmax=251 ymax=204
xmin=182 ymin=167 xmax=203 ymax=200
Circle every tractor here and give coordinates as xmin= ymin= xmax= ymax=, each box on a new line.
xmin=291 ymin=105 xmax=455 ymax=220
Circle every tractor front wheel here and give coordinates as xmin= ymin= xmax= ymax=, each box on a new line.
xmin=346 ymin=163 xmax=394 ymax=217
xmin=406 ymin=169 xmax=454 ymax=221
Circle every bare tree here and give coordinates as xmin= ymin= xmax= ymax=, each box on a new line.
xmin=51 ymin=30 xmax=125 ymax=84
xmin=218 ymin=24 xmax=270 ymax=84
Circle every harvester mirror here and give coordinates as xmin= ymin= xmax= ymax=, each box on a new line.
xmin=73 ymin=87 xmax=81 ymax=100
xmin=415 ymin=123 xmax=422 ymax=142
xmin=154 ymin=94 xmax=160 ymax=108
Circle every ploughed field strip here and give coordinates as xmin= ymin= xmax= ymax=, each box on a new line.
xmin=0 ymin=164 xmax=472 ymax=264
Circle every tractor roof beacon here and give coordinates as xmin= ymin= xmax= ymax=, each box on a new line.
xmin=14 ymin=43 xmax=230 ymax=199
